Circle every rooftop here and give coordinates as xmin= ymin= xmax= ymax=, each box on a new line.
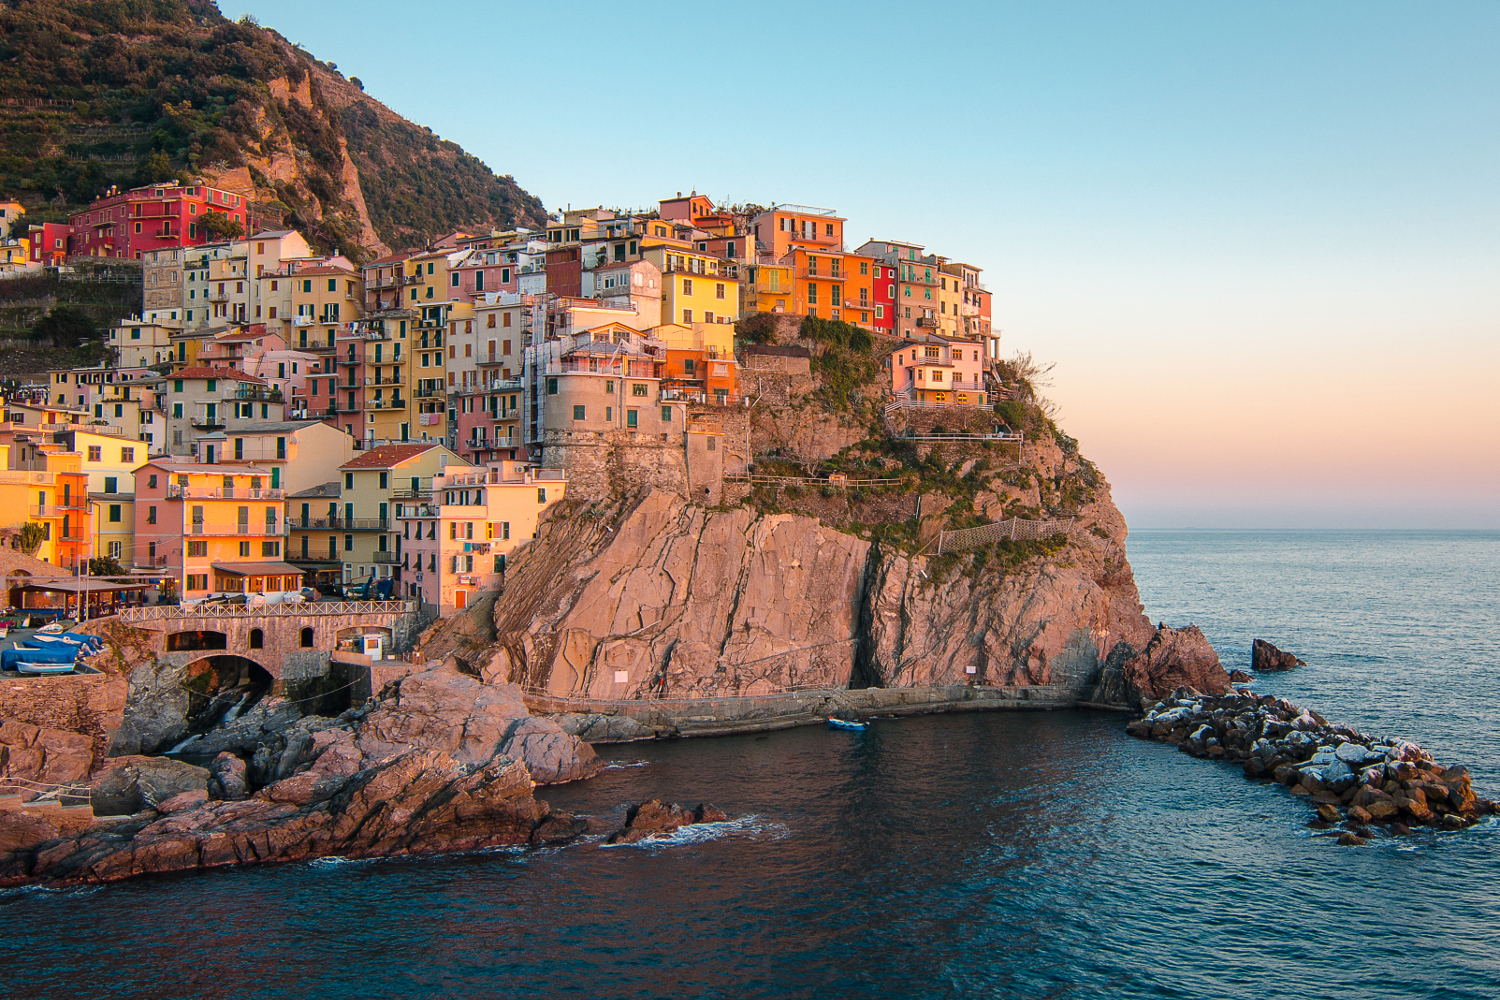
xmin=341 ymin=443 xmax=448 ymax=470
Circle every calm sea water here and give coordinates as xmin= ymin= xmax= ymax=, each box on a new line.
xmin=5 ymin=530 xmax=1498 ymax=999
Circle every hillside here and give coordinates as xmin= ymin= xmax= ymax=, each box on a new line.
xmin=0 ymin=0 xmax=545 ymax=257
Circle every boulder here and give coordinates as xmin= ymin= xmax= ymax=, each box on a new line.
xmin=1251 ymin=639 xmax=1305 ymax=672
xmin=207 ymin=753 xmax=249 ymax=801
xmin=89 ymin=757 xmax=208 ymax=816
xmin=605 ymin=799 xmax=726 ymax=844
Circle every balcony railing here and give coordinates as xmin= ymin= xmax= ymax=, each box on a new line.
xmin=226 ymin=387 xmax=283 ymax=402
xmin=372 ymin=551 xmax=399 ymax=563
xmin=189 ymin=416 xmax=226 ymax=429
xmin=287 ymin=517 xmax=389 ymax=531
xmin=915 ymin=317 xmax=939 ymax=329
xmin=367 ymin=398 xmax=406 ymax=410
xmin=187 ymin=523 xmax=287 ymax=536
xmin=167 ymin=486 xmax=285 ymax=500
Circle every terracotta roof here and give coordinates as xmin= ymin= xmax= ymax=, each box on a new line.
xmin=341 ymin=443 xmax=446 ymax=470
xmin=286 ymin=266 xmax=354 ymax=277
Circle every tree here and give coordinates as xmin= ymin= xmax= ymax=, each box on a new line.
xmin=200 ymin=210 xmax=244 ymax=240
xmin=16 ymin=523 xmax=46 ymax=557
xmin=88 ymin=556 xmax=125 ymax=577
xmin=135 ymin=148 xmax=174 ymax=186
xmin=30 ymin=305 xmax=98 ymax=348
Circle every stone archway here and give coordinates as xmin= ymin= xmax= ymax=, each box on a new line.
xmin=166 ymin=629 xmax=228 ymax=652
xmin=177 ymin=653 xmax=275 ymax=745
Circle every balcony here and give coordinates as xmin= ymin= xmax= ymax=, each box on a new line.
xmin=189 ymin=416 xmax=226 ymax=430
xmin=366 ymin=398 xmax=406 ymax=410
xmin=293 ymin=316 xmax=314 ymax=327
xmin=915 ymin=317 xmax=939 ymax=329
xmin=288 ymin=517 xmax=388 ymax=531
xmin=412 ymin=386 xmax=446 ymax=398
xmin=372 ymin=551 xmax=399 ymax=563
xmin=226 ymin=387 xmax=283 ymax=402
xmin=187 ymin=523 xmax=288 ymax=536
xmin=397 ymin=503 xmax=439 ymax=517
xmin=167 ymin=485 xmax=285 ymax=500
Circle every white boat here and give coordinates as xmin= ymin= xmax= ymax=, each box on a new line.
xmin=15 ymin=662 xmax=75 ymax=675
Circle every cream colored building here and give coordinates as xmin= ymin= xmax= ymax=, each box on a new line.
xmin=334 ymin=442 xmax=463 ymax=589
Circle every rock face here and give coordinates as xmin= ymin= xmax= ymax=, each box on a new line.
xmin=1126 ymin=689 xmax=1495 ymax=840
xmin=485 ymin=482 xmax=1155 ymax=703
xmin=0 ymin=663 xmax=599 ymax=885
xmin=1252 ymin=639 xmax=1305 ymax=672
xmin=1090 ymin=625 xmax=1231 ymax=707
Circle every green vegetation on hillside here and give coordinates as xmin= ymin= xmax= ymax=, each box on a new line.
xmin=0 ymin=0 xmax=545 ymax=255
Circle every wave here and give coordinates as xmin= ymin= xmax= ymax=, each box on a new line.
xmin=600 ymin=759 xmax=652 ymax=771
xmin=598 ymin=814 xmax=790 ymax=850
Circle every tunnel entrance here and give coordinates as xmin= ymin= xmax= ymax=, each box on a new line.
xmin=167 ymin=630 xmax=228 ymax=652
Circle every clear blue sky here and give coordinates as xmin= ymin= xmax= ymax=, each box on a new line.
xmin=235 ymin=0 xmax=1499 ymax=528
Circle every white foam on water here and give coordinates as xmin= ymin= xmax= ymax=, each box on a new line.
xmin=598 ymin=814 xmax=790 ymax=850
xmin=601 ymin=759 xmax=651 ymax=771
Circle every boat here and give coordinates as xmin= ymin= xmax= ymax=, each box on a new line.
xmin=15 ymin=662 xmax=75 ymax=675
xmin=827 ymin=717 xmax=867 ymax=731
xmin=36 ymin=622 xmax=67 ymax=635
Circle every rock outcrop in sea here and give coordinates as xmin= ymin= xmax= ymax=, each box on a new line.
xmin=1251 ymin=639 xmax=1305 ymax=672
xmin=0 ymin=663 xmax=599 ymax=884
xmin=1127 ymin=688 xmax=1495 ymax=842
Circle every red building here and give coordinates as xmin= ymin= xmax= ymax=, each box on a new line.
xmin=544 ymin=245 xmax=583 ymax=298
xmin=871 ymin=259 xmax=896 ymax=337
xmin=27 ymin=223 xmax=69 ymax=266
xmin=67 ymin=182 xmax=248 ymax=259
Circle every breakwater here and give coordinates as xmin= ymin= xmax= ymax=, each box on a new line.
xmin=1128 ymin=687 xmax=1495 ymax=843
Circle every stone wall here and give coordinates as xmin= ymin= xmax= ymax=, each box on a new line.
xmin=885 ymin=405 xmax=1003 ymax=437
xmin=0 ymin=672 xmax=127 ymax=790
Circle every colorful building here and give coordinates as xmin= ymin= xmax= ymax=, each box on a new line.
xmin=67 ymin=182 xmax=248 ymax=259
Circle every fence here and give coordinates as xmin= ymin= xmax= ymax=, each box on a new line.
xmin=724 ymin=474 xmax=905 ymax=488
xmin=118 ymin=600 xmax=417 ymax=623
xmin=935 ymin=517 xmax=1075 ymax=553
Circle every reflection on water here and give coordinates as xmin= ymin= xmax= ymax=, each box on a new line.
xmin=2 ymin=531 xmax=1498 ymax=999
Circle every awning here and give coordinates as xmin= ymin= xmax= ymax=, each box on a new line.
xmin=14 ymin=580 xmax=148 ymax=594
xmin=209 ymin=562 xmax=306 ymax=577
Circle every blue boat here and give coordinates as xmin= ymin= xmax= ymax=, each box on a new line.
xmin=827 ymin=717 xmax=867 ymax=731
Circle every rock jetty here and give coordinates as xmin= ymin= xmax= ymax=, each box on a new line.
xmin=1127 ymin=688 xmax=1494 ymax=842
xmin=1252 ymin=639 xmax=1305 ymax=672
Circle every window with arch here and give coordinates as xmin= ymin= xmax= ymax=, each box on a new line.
xmin=249 ymin=628 xmax=264 ymax=649
xmin=300 ymin=627 xmax=314 ymax=648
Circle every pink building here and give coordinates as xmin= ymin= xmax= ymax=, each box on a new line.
xmin=889 ymin=334 xmax=988 ymax=407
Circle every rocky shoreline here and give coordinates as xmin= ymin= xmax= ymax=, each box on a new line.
xmin=1127 ymin=688 xmax=1495 ymax=844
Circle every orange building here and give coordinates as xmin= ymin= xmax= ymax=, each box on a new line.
xmin=779 ymin=248 xmax=877 ymax=329
xmin=750 ymin=204 xmax=845 ymax=261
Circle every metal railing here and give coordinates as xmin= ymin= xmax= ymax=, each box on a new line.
xmin=371 ymin=551 xmax=399 ymax=563
xmin=167 ymin=486 xmax=284 ymax=500
xmin=188 ymin=523 xmax=286 ymax=536
xmin=117 ymin=600 xmax=418 ymax=623
xmin=287 ymin=517 xmax=388 ymax=531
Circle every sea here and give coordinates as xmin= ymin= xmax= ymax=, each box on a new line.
xmin=4 ymin=530 xmax=1498 ymax=999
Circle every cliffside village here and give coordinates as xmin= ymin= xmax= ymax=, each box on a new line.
xmin=0 ymin=186 xmax=1003 ymax=618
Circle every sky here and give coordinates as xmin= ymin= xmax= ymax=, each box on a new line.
xmin=234 ymin=0 xmax=1499 ymax=528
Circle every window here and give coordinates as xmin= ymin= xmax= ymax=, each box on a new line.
xmin=147 ymin=506 xmax=157 ymax=524
xmin=537 ymin=488 xmax=547 ymax=503
xmin=626 ymin=409 xmax=637 ymax=428
xmin=173 ymin=380 xmax=183 ymax=392
xmin=345 ymin=472 xmax=354 ymax=489
xmin=662 ymin=406 xmax=672 ymax=422
xmin=262 ymin=540 xmax=280 ymax=557
xmin=239 ymin=541 xmax=251 ymax=557
xmin=807 ymin=284 xmax=818 ymax=304
xmin=825 ymin=223 xmax=835 ymax=236
xmin=122 ymin=447 xmax=134 ymax=462
xmin=631 ymin=383 xmax=648 ymax=397
xmin=108 ymin=504 xmax=121 ymax=522
xmin=344 ymin=534 xmax=354 ymax=551
xmin=715 ymin=283 xmax=726 ymax=299
xmin=573 ymin=404 xmax=586 ymax=420
xmin=87 ymin=445 xmax=101 ymax=461
xmin=187 ymin=574 xmax=208 ymax=591
xmin=300 ymin=627 xmax=315 ymax=648
xmin=860 ymin=261 xmax=868 ymax=275
xmin=547 ymin=378 xmax=559 ymax=395
xmin=187 ymin=540 xmax=207 ymax=558
xmin=501 ymin=521 xmax=510 ymax=540
xmin=682 ymin=279 xmax=693 ymax=295
xmin=250 ymin=629 xmax=263 ymax=649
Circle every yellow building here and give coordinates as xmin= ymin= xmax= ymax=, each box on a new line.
xmin=107 ymin=319 xmax=176 ymax=368
xmin=91 ymin=494 xmax=135 ymax=567
xmin=745 ymin=262 xmax=794 ymax=314
xmin=640 ymin=243 xmax=739 ymax=326
xmin=333 ymin=442 xmax=464 ymax=591
xmin=258 ymin=263 xmax=363 ymax=352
